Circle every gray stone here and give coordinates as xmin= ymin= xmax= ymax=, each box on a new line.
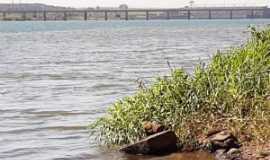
xmin=223 ymin=138 xmax=241 ymax=149
xmin=227 ymin=148 xmax=241 ymax=156
xmin=207 ymin=129 xmax=226 ymax=137
xmin=215 ymin=148 xmax=241 ymax=160
xmin=215 ymin=149 xmax=227 ymax=160
xmin=210 ymin=131 xmax=233 ymax=142
xmin=207 ymin=131 xmax=240 ymax=152
xmin=120 ymin=130 xmax=177 ymax=155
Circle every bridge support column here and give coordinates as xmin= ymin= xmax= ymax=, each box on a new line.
xmin=208 ymin=10 xmax=212 ymax=19
xmin=43 ymin=11 xmax=47 ymax=21
xmin=166 ymin=11 xmax=170 ymax=19
xmin=146 ymin=11 xmax=149 ymax=20
xmin=84 ymin=11 xmax=88 ymax=20
xmin=125 ymin=10 xmax=128 ymax=20
xmin=230 ymin=10 xmax=233 ymax=19
xmin=187 ymin=10 xmax=191 ymax=19
xmin=22 ymin=12 xmax=26 ymax=21
xmin=63 ymin=12 xmax=67 ymax=21
xmin=251 ymin=9 xmax=254 ymax=18
xmin=33 ymin=11 xmax=37 ymax=18
xmin=105 ymin=11 xmax=108 ymax=20
xmin=2 ymin=12 xmax=6 ymax=20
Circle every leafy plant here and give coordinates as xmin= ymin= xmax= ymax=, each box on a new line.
xmin=90 ymin=27 xmax=270 ymax=146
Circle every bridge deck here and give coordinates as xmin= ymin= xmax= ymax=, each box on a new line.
xmin=0 ymin=7 xmax=269 ymax=21
xmin=0 ymin=7 xmax=267 ymax=13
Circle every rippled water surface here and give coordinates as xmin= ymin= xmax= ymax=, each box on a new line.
xmin=0 ymin=19 xmax=270 ymax=160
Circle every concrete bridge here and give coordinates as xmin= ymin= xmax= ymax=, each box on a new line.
xmin=0 ymin=6 xmax=270 ymax=21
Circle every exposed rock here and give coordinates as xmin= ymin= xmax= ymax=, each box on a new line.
xmin=120 ymin=130 xmax=177 ymax=155
xmin=204 ymin=130 xmax=242 ymax=160
xmin=152 ymin=121 xmax=165 ymax=133
xmin=209 ymin=131 xmax=234 ymax=142
xmin=143 ymin=121 xmax=166 ymax=136
xmin=207 ymin=131 xmax=240 ymax=151
xmin=214 ymin=148 xmax=241 ymax=160
xmin=227 ymin=148 xmax=241 ymax=160
xmin=215 ymin=149 xmax=228 ymax=160
xmin=212 ymin=138 xmax=241 ymax=151
xmin=227 ymin=148 xmax=241 ymax=155
xmin=207 ymin=129 xmax=227 ymax=137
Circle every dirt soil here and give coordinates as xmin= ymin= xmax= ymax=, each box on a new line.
xmin=241 ymin=142 xmax=270 ymax=160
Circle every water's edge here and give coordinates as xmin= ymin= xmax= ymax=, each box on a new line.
xmin=0 ymin=19 xmax=270 ymax=160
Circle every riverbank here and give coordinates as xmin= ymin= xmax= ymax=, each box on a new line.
xmin=241 ymin=142 xmax=270 ymax=159
xmin=90 ymin=26 xmax=269 ymax=158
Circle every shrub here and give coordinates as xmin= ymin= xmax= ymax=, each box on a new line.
xmin=90 ymin=27 xmax=270 ymax=146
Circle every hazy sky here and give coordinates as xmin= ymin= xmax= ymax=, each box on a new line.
xmin=0 ymin=0 xmax=269 ymax=8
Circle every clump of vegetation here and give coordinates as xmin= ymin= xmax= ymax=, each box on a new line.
xmin=90 ymin=27 xmax=270 ymax=147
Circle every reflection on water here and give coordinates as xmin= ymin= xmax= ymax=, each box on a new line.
xmin=76 ymin=151 xmax=215 ymax=160
xmin=61 ymin=151 xmax=215 ymax=160
xmin=1 ymin=20 xmax=270 ymax=160
xmin=122 ymin=151 xmax=215 ymax=160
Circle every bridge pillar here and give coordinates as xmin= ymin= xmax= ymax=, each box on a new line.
xmin=43 ymin=11 xmax=47 ymax=21
xmin=230 ymin=10 xmax=233 ymax=19
xmin=84 ymin=11 xmax=88 ymax=20
xmin=125 ymin=10 xmax=128 ymax=20
xmin=187 ymin=10 xmax=191 ymax=19
xmin=22 ymin=12 xmax=26 ymax=21
xmin=250 ymin=9 xmax=254 ymax=18
xmin=63 ymin=12 xmax=67 ymax=21
xmin=146 ymin=11 xmax=149 ymax=20
xmin=166 ymin=11 xmax=170 ymax=19
xmin=208 ymin=10 xmax=212 ymax=19
xmin=33 ymin=11 xmax=37 ymax=18
xmin=105 ymin=11 xmax=108 ymax=20
xmin=2 ymin=12 xmax=6 ymax=20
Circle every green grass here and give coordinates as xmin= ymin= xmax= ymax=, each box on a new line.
xmin=90 ymin=26 xmax=270 ymax=147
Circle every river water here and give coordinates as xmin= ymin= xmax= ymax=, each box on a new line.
xmin=0 ymin=19 xmax=270 ymax=160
